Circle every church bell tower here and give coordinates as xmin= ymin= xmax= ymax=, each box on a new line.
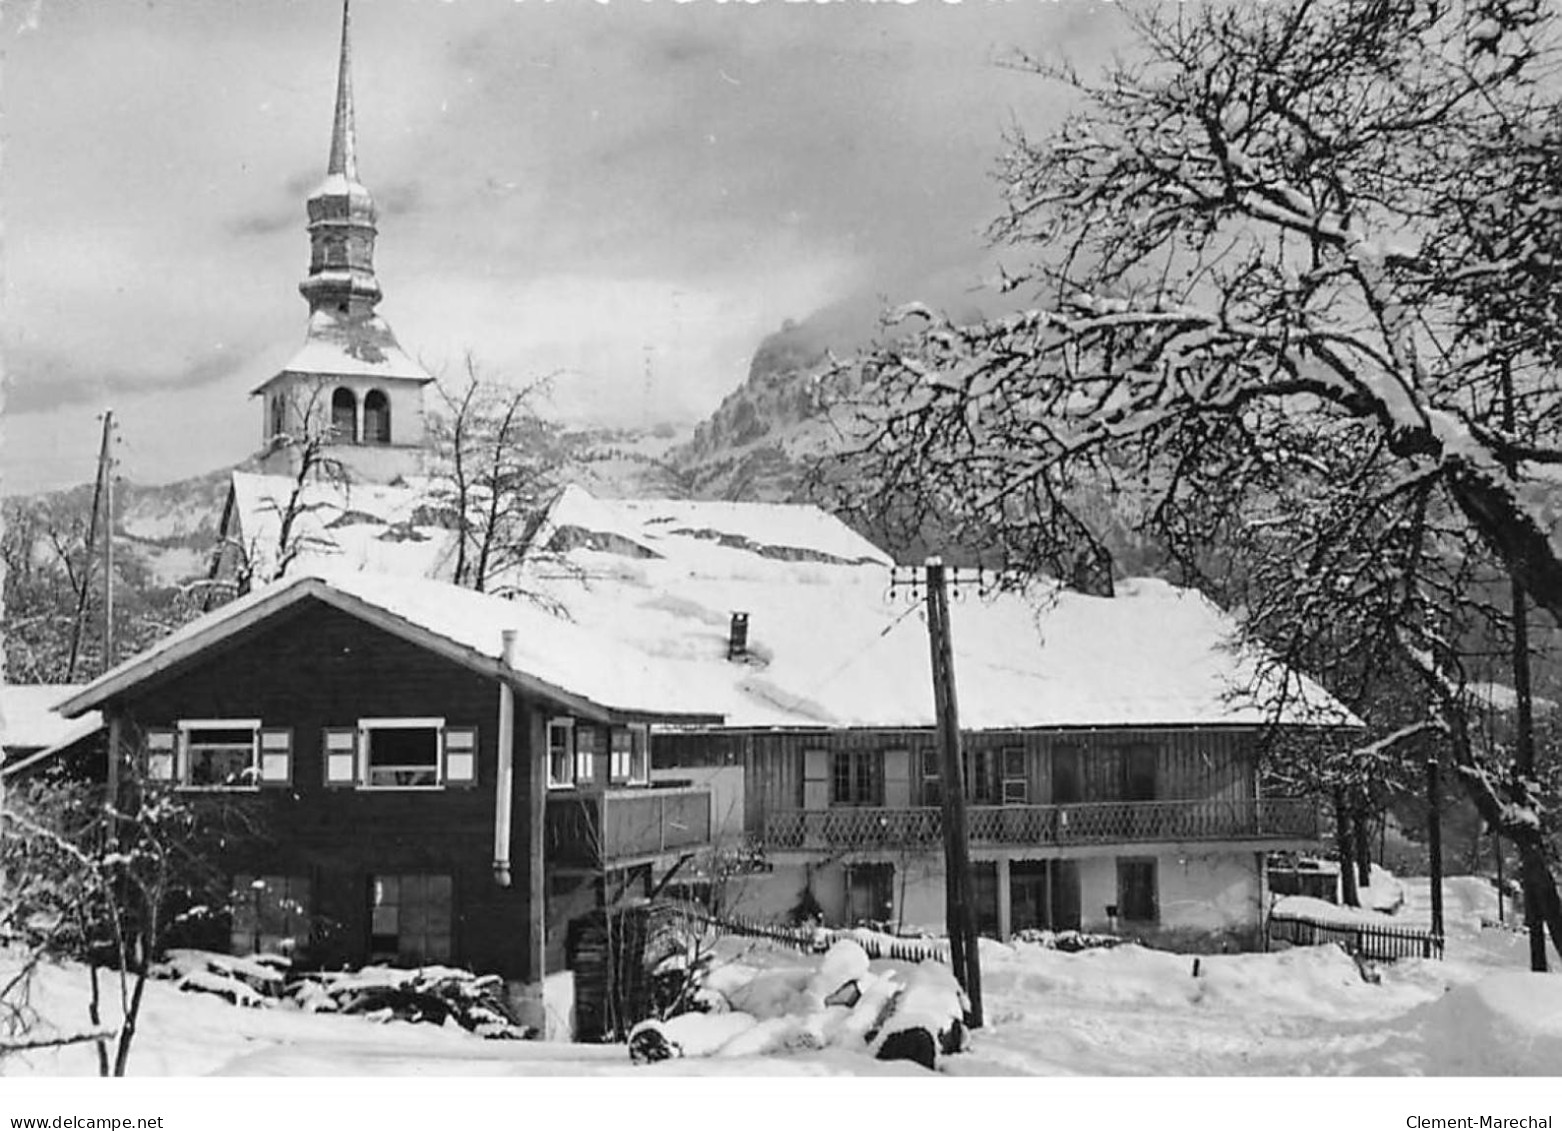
xmin=252 ymin=0 xmax=433 ymax=484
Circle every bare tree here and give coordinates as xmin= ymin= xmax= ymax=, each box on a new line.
xmin=1 ymin=767 xmax=234 ymax=1074
xmin=429 ymin=356 xmax=565 ymax=594
xmin=828 ymin=0 xmax=1562 ymax=955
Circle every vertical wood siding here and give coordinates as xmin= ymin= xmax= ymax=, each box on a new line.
xmin=118 ymin=601 xmax=542 ymax=980
xmin=655 ymin=726 xmax=1258 ymax=836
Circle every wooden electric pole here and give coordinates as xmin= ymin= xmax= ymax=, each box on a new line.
xmin=1427 ymin=756 xmax=1444 ymax=941
xmin=103 ymin=409 xmax=117 ymax=675
xmin=67 ymin=413 xmax=114 ymax=682
xmin=925 ymin=557 xmax=983 ymax=1028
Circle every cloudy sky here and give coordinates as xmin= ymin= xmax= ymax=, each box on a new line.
xmin=2 ymin=0 xmax=1128 ymax=495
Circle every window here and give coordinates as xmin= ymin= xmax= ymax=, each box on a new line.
xmin=547 ymin=719 xmax=574 ymax=789
xmin=967 ymin=748 xmax=1001 ymax=804
xmin=331 ymin=387 xmax=357 ymax=442
xmin=1121 ymin=745 xmax=1158 ymax=801
xmin=363 ymin=389 xmax=391 ymax=444
xmin=922 ymin=747 xmax=942 ymax=806
xmin=629 ymin=725 xmax=650 ymax=785
xmin=185 ymin=723 xmax=259 ymax=787
xmin=845 ymin=862 xmax=895 ymax=925
xmin=609 ymin=725 xmax=651 ymax=785
xmin=831 ymin=749 xmax=881 ymax=807
xmin=154 ymin=720 xmax=287 ymax=790
xmin=369 ymin=873 xmax=452 ymax=965
xmin=269 ymin=395 xmax=286 ymax=443
xmin=1117 ymin=858 xmax=1158 ymax=923
xmin=972 ymin=862 xmax=1001 ymax=936
xmin=361 ymin=718 xmax=442 ymax=788
xmin=231 ymin=875 xmax=312 ymax=958
xmin=574 ymin=725 xmax=600 ymax=787
xmin=1002 ymin=746 xmax=1029 ymax=804
xmin=1052 ymin=745 xmax=1083 ymax=805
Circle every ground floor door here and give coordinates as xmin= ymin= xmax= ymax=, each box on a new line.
xmin=1010 ymin=861 xmax=1050 ymax=933
xmin=1049 ymin=860 xmax=1082 ymax=931
xmin=844 ymin=861 xmax=895 ymax=926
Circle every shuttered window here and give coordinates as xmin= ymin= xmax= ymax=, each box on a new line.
xmin=802 ymin=748 xmax=830 ymax=810
xmin=258 ymin=728 xmax=293 ymax=786
xmin=144 ymin=728 xmax=176 ymax=783
xmin=323 ymin=727 xmax=359 ymax=788
xmin=831 ymin=749 xmax=881 ymax=807
xmin=443 ymin=727 xmax=477 ymax=787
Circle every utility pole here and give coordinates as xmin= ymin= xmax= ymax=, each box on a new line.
xmin=101 ymin=411 xmax=121 ymax=832
xmin=924 ymin=557 xmax=983 ymax=1028
xmin=1427 ymin=757 xmax=1444 ymax=941
xmin=103 ymin=409 xmax=117 ymax=675
xmin=67 ymin=413 xmax=114 ymax=682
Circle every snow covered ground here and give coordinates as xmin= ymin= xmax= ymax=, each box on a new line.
xmin=3 ymin=873 xmax=1559 ymax=1080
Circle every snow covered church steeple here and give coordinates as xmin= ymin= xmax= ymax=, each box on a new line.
xmin=252 ymin=0 xmax=433 ymax=485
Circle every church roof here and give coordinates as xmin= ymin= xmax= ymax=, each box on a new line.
xmin=252 ymin=308 xmax=433 ymax=394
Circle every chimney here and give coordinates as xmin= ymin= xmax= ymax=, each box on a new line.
xmin=728 ymin=612 xmax=750 ymax=661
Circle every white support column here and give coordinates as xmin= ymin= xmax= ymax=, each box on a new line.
xmin=996 ymin=856 xmax=1012 ymax=942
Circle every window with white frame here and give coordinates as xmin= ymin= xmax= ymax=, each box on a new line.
xmin=181 ymin=720 xmax=261 ymax=789
xmin=320 ymin=720 xmax=475 ymax=790
xmin=547 ymin=719 xmax=574 ymax=789
xmin=361 ymin=718 xmax=443 ymax=788
xmin=145 ymin=722 xmax=293 ymax=789
xmin=609 ymin=725 xmax=651 ymax=785
xmin=1001 ymin=747 xmax=1029 ymax=804
xmin=610 ymin=727 xmax=633 ymax=784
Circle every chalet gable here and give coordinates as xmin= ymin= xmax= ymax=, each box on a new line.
xmin=54 ymin=573 xmax=723 ymax=728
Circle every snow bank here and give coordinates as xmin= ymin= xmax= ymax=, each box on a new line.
xmin=1400 ymin=973 xmax=1562 ymax=1075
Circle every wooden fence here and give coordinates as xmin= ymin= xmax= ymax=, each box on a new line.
xmin=1266 ymin=911 xmax=1444 ymax=961
xmin=681 ymin=909 xmax=953 ymax=965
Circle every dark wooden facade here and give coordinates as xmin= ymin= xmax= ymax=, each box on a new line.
xmin=102 ymin=599 xmax=711 ymax=983
xmin=112 ymin=602 xmax=536 ymax=978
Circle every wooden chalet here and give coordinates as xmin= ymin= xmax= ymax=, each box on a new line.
xmin=52 ymin=572 xmax=722 ymax=985
xmin=516 ymin=487 xmax=1354 ymax=942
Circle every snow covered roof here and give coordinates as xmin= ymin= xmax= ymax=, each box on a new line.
xmin=211 ymin=481 xmax=1352 ymax=731
xmin=519 ymin=553 xmax=1357 ymax=730
xmin=1 ymin=684 xmax=102 ymax=772
xmin=54 ymin=572 xmax=723 ymax=727
xmin=227 ymin=471 xmax=459 ymax=583
xmin=251 ymin=309 xmax=432 ymax=394
xmin=532 ymin=484 xmax=893 ymax=573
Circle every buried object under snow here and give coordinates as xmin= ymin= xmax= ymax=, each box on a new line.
xmin=628 ymin=939 xmax=969 ymax=1067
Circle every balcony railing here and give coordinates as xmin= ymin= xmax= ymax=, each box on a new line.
xmin=762 ymin=798 xmax=1318 ymax=852
xmin=547 ymin=786 xmax=713 ymax=869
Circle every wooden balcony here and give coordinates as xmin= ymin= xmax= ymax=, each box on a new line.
xmin=761 ymin=798 xmax=1318 ymax=853
xmin=546 ymin=786 xmax=713 ymax=869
